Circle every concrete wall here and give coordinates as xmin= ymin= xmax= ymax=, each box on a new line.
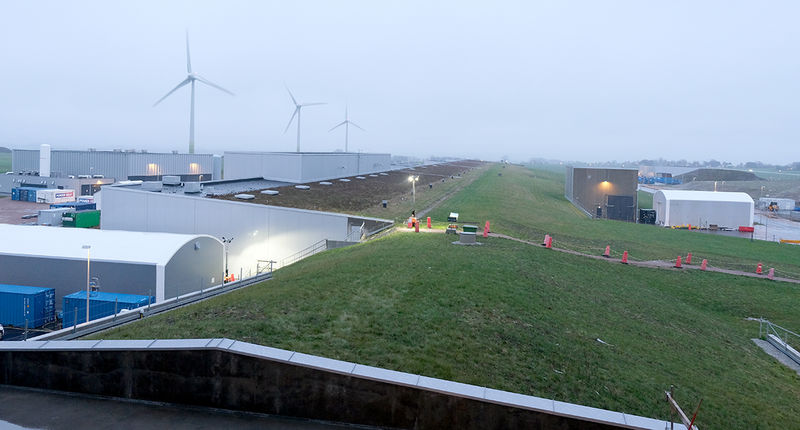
xmin=0 ymin=255 xmax=156 ymax=310
xmin=100 ymin=186 xmax=389 ymax=276
xmin=224 ymin=152 xmax=392 ymax=183
xmin=0 ymin=339 xmax=675 ymax=430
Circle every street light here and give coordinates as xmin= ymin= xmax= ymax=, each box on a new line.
xmin=408 ymin=175 xmax=419 ymax=205
xmin=81 ymin=244 xmax=91 ymax=324
xmin=221 ymin=237 xmax=234 ymax=281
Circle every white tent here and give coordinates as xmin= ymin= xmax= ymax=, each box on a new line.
xmin=653 ymin=190 xmax=753 ymax=228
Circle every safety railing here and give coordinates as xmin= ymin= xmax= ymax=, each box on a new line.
xmin=759 ymin=318 xmax=800 ymax=365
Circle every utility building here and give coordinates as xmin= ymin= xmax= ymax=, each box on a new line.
xmin=0 ymin=224 xmax=223 ymax=307
xmin=565 ymin=167 xmax=638 ymax=222
xmin=653 ymin=190 xmax=754 ymax=229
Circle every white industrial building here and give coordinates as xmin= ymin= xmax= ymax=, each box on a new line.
xmin=12 ymin=145 xmax=222 ymax=181
xmin=100 ymin=185 xmax=393 ymax=277
xmin=653 ymin=190 xmax=754 ymax=228
xmin=223 ymin=152 xmax=392 ymax=182
xmin=0 ymin=224 xmax=224 ymax=305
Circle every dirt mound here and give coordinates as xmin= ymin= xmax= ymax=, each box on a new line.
xmin=678 ymin=168 xmax=761 ymax=182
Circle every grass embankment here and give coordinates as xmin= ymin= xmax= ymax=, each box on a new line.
xmin=428 ymin=164 xmax=800 ymax=278
xmin=0 ymin=153 xmax=10 ymax=173
xmin=94 ymin=232 xmax=800 ymax=428
xmin=637 ymin=190 xmax=653 ymax=209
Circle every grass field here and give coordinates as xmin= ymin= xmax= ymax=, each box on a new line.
xmin=0 ymin=153 xmax=10 ymax=173
xmin=91 ymin=163 xmax=800 ymax=428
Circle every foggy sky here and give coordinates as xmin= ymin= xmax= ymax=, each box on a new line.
xmin=1 ymin=1 xmax=798 ymax=163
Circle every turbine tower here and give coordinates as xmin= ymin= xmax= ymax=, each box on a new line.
xmin=284 ymin=87 xmax=325 ymax=152
xmin=154 ymin=32 xmax=234 ymax=154
xmin=329 ymin=106 xmax=365 ymax=152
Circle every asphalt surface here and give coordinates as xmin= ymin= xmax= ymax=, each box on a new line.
xmin=0 ymin=385 xmax=371 ymax=430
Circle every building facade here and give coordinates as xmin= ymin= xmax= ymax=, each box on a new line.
xmin=565 ymin=167 xmax=638 ymax=222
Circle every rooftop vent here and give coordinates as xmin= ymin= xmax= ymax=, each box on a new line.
xmin=183 ymin=182 xmax=201 ymax=193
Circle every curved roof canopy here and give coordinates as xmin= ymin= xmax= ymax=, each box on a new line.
xmin=0 ymin=224 xmax=219 ymax=266
xmin=654 ymin=190 xmax=754 ymax=203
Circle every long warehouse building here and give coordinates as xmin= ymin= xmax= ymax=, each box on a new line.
xmin=12 ymin=148 xmax=221 ymax=181
xmin=0 ymin=224 xmax=224 ymax=306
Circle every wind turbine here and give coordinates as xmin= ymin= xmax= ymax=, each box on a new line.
xmin=153 ymin=32 xmax=234 ymax=154
xmin=329 ymin=106 xmax=365 ymax=152
xmin=284 ymin=87 xmax=326 ymax=152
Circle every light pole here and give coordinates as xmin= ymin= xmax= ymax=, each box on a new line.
xmin=408 ymin=175 xmax=419 ymax=205
xmin=81 ymin=244 xmax=91 ymax=323
xmin=221 ymin=237 xmax=234 ymax=281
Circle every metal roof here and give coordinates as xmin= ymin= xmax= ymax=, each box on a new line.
xmin=0 ymin=224 xmax=218 ymax=266
xmin=655 ymin=190 xmax=754 ymax=203
xmin=0 ymin=284 xmax=53 ymax=294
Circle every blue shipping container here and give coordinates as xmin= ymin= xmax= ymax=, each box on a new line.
xmin=0 ymin=284 xmax=56 ymax=328
xmin=63 ymin=291 xmax=154 ymax=325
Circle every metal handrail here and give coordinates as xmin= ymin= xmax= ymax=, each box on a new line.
xmin=759 ymin=318 xmax=800 ymax=361
xmin=31 ymin=271 xmax=273 ymax=341
xmin=280 ymin=239 xmax=327 ymax=268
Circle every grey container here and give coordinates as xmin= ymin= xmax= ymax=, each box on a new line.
xmin=38 ymin=208 xmax=72 ymax=226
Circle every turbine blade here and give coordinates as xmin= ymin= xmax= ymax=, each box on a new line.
xmin=153 ymin=78 xmax=191 ymax=106
xmin=194 ymin=75 xmax=235 ymax=96
xmin=350 ymin=121 xmax=365 ymax=131
xmin=284 ymin=107 xmax=299 ymax=133
xmin=285 ymin=86 xmax=298 ymax=106
xmin=301 ymin=102 xmax=326 ymax=107
xmin=329 ymin=120 xmax=347 ymax=132
xmin=185 ymin=30 xmax=192 ymax=74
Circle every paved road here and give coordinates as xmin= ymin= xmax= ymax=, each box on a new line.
xmin=0 ymin=385 xmax=367 ymax=430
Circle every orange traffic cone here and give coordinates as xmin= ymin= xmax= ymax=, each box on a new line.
xmin=674 ymin=255 xmax=682 ymax=268
xmin=603 ymin=245 xmax=611 ymax=258
xmin=483 ymin=221 xmax=490 ymax=238
xmin=427 ymin=217 xmax=431 ymax=229
xmin=686 ymin=252 xmax=692 ymax=264
xmin=700 ymin=259 xmax=708 ymax=271
xmin=621 ymin=251 xmax=628 ymax=264
xmin=768 ymin=268 xmax=775 ymax=280
xmin=756 ymin=263 xmax=763 ymax=275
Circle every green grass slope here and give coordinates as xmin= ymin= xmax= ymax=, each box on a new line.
xmin=0 ymin=152 xmax=10 ymax=173
xmin=428 ymin=164 xmax=800 ymax=278
xmin=94 ymin=232 xmax=800 ymax=428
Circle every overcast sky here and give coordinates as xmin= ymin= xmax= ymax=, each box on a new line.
xmin=1 ymin=1 xmax=798 ymax=163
